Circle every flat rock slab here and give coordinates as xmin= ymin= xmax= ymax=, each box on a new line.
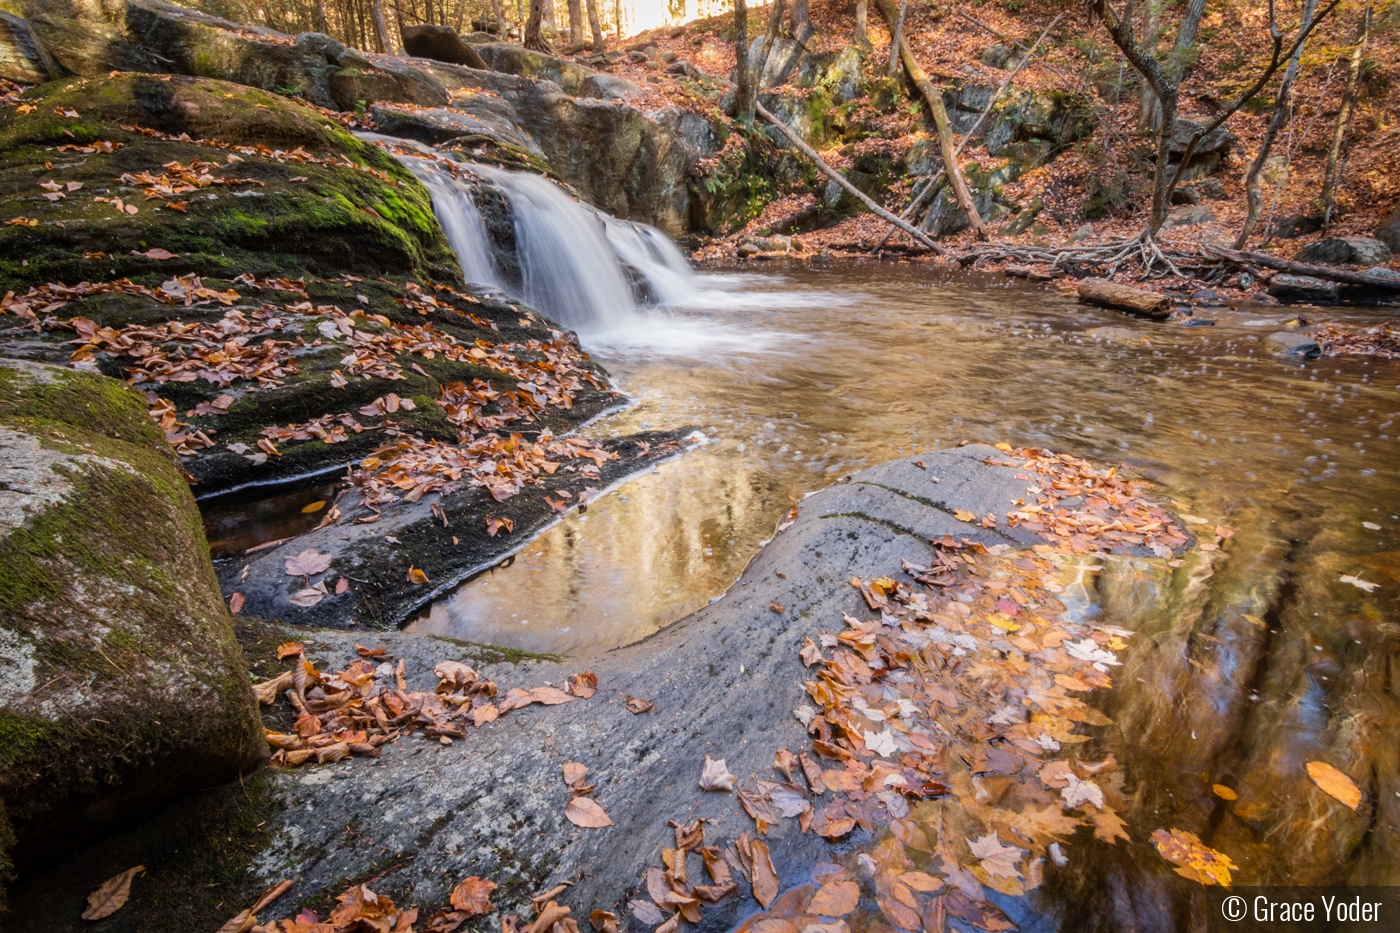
xmin=251 ymin=446 xmax=1081 ymax=921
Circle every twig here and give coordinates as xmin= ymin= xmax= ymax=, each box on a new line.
xmin=753 ymin=101 xmax=944 ymax=254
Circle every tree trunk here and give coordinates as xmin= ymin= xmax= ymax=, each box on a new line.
xmin=1144 ymin=0 xmax=1207 ymax=129
xmin=524 ymin=0 xmax=550 ymax=50
xmin=542 ymin=0 xmax=555 ymax=31
xmin=1077 ymin=278 xmax=1171 ymax=318
xmin=585 ymin=0 xmax=604 ymax=49
xmin=873 ymin=0 xmax=986 ymax=239
xmin=789 ymin=0 xmax=812 ymax=44
xmin=853 ymin=0 xmax=869 ymax=50
xmin=313 ymin=0 xmax=328 ymax=33
xmin=1235 ymin=0 xmax=1316 ymax=249
xmin=568 ymin=0 xmax=583 ymax=48
xmin=1321 ymin=0 xmax=1370 ymax=229
xmin=370 ymin=0 xmax=393 ymax=52
xmin=1137 ymin=0 xmax=1164 ymax=130
xmin=754 ymin=100 xmax=944 ymax=253
xmin=754 ymin=0 xmax=786 ymax=89
xmin=887 ymin=0 xmax=907 ymax=79
xmin=734 ymin=0 xmax=755 ymax=124
xmin=490 ymin=0 xmax=507 ymax=34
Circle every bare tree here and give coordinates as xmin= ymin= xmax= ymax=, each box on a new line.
xmin=1321 ymin=0 xmax=1371 ymax=228
xmin=1236 ymin=0 xmax=1316 ymax=247
xmin=1087 ymin=0 xmax=1340 ymax=238
xmin=585 ymin=0 xmax=604 ymax=50
xmin=734 ymin=0 xmax=755 ymax=124
xmin=567 ymin=0 xmax=583 ymax=49
xmin=887 ymin=0 xmax=907 ymax=79
xmin=524 ymin=0 xmax=550 ymax=50
xmin=490 ymin=0 xmax=506 ymax=34
xmin=853 ymin=0 xmax=869 ymax=50
xmin=789 ymin=0 xmax=812 ymax=44
xmin=370 ymin=0 xmax=393 ymax=51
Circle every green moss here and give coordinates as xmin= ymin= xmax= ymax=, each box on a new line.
xmin=426 ymin=634 xmax=563 ymax=665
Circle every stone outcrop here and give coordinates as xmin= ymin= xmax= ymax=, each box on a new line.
xmin=1379 ymin=200 xmax=1400 ymax=254
xmin=0 ymin=11 xmax=59 ymax=83
xmin=1267 ymin=273 xmax=1339 ymax=304
xmin=401 ymin=23 xmax=487 ymax=69
xmin=1294 ymin=235 xmax=1393 ymax=267
xmin=0 ymin=359 xmax=266 ymax=885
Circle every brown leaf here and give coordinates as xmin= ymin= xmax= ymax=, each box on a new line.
xmin=284 ymin=549 xmax=332 ymax=576
xmin=629 ymin=901 xmax=667 ymax=925
xmin=699 ymin=755 xmax=737 ymax=792
xmin=625 ymin=695 xmax=654 ymax=714
xmin=449 ymin=876 xmax=497 ymax=917
xmin=228 ymin=591 xmax=245 ymax=615
xmin=565 ymin=796 xmax=613 ymax=828
xmin=142 ymin=248 xmax=176 ymax=259
xmin=252 ymin=671 xmax=293 ymax=704
xmin=215 ymin=879 xmax=293 ymax=933
xmin=1307 ymin=761 xmax=1362 ymax=811
xmin=567 ymin=670 xmax=598 ymax=699
xmin=808 ymin=880 xmax=860 ymax=917
xmin=590 ymin=910 xmax=619 ymax=933
xmin=407 ymin=566 xmax=430 ymax=585
xmin=82 ymin=865 xmax=145 ymax=920
xmin=276 ymin=641 xmax=305 ymax=659
xmin=1211 ymin=784 xmax=1238 ymax=801
xmin=530 ymin=686 xmax=574 ymax=705
xmin=749 ymin=838 xmax=779 ymax=908
xmin=563 ymin=761 xmax=589 ymax=789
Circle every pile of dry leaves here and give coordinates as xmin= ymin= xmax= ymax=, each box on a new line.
xmin=1316 ymin=321 xmax=1400 ymax=359
xmin=257 ymin=643 xmax=598 ymax=767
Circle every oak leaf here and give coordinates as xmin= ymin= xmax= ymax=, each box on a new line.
xmin=82 ymin=865 xmax=145 ymax=920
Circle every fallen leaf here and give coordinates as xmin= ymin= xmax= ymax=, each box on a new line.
xmin=82 ymin=865 xmax=145 ymax=920
xmin=228 ymin=591 xmax=245 ymax=615
xmin=276 ymin=641 xmax=304 ymax=659
xmin=700 ymin=755 xmax=737 ymax=792
xmin=749 ymin=838 xmax=780 ymax=908
xmin=487 ymin=517 xmax=515 ymax=537
xmin=629 ymin=901 xmax=667 ymax=925
xmin=530 ymin=686 xmax=574 ymax=705
xmin=565 ymin=795 xmax=613 ymax=828
xmin=1150 ymin=828 xmax=1237 ymax=886
xmin=407 ymin=566 xmax=430 ymax=585
xmin=253 ymin=670 xmax=293 ymax=704
xmin=1363 ymin=521 xmax=1381 ymax=530
xmin=968 ymin=833 xmax=1023 ymax=881
xmin=141 ymin=248 xmax=176 ymax=259
xmin=567 ymin=670 xmax=597 ymax=698
xmin=335 ymin=576 xmax=349 ymax=594
xmin=590 ymin=910 xmax=619 ymax=933
xmin=1339 ymin=574 xmax=1378 ymax=593
xmin=563 ymin=762 xmax=589 ymax=789
xmin=626 ymin=695 xmax=654 ymax=714
xmin=284 ymin=548 xmax=332 ymax=577
xmin=808 ymin=880 xmax=860 ymax=917
xmin=1212 ymin=784 xmax=1237 ymax=801
xmin=899 ymin=871 xmax=943 ymax=893
xmin=289 ymin=586 xmax=325 ymax=607
xmin=1307 ymin=761 xmax=1362 ymax=811
xmin=450 ymin=876 xmax=496 ymax=917
xmin=954 ymin=509 xmax=976 ymax=522
xmin=301 ymin=500 xmax=327 ymax=513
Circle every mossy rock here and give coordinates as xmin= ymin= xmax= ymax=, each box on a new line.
xmin=0 ymin=359 xmax=266 ymax=902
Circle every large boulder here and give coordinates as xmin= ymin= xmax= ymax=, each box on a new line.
xmin=0 ymin=360 xmax=266 ymax=884
xmin=1268 ymin=273 xmax=1339 ymax=304
xmin=1379 ymin=199 xmax=1400 ymax=253
xmin=472 ymin=41 xmax=596 ymax=96
xmin=400 ymin=23 xmax=487 ymax=69
xmin=1163 ymin=117 xmax=1235 ymax=182
xmin=1295 ymin=235 xmax=1394 ymax=267
xmin=0 ymin=12 xmax=60 ymax=83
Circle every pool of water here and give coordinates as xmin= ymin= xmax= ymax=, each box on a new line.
xmin=406 ymin=262 xmax=1400 ymax=656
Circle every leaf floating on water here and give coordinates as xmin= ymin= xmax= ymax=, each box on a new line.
xmin=82 ymin=865 xmax=145 ymax=920
xmin=748 ymin=838 xmax=780 ymax=908
xmin=1212 ymin=784 xmax=1238 ymax=801
xmin=1306 ymin=761 xmax=1362 ymax=811
xmin=968 ymin=833 xmax=1024 ymax=882
xmin=1149 ymin=828 xmax=1237 ymax=886
xmin=699 ymin=756 xmax=737 ymax=792
xmin=449 ymin=876 xmax=496 ymax=917
xmin=565 ymin=795 xmax=613 ymax=828
xmin=808 ymin=880 xmax=860 ymax=917
xmin=1339 ymin=574 xmax=1379 ymax=593
xmin=301 ymin=499 xmax=326 ymax=514
xmin=284 ymin=548 xmax=332 ymax=577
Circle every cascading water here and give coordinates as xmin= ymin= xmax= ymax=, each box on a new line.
xmin=389 ymin=146 xmax=698 ymax=337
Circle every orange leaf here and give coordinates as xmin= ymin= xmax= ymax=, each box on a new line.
xmin=1306 ymin=761 xmax=1361 ymax=811
xmin=82 ymin=865 xmax=144 ymax=920
xmin=808 ymin=880 xmax=859 ymax=916
xmin=276 ymin=641 xmax=305 ymax=659
xmin=449 ymin=876 xmax=496 ymax=917
xmin=407 ymin=566 xmax=430 ymax=585
xmin=565 ymin=795 xmax=613 ymax=828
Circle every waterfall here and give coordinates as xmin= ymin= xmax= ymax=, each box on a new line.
xmin=389 ymin=145 xmax=698 ymax=337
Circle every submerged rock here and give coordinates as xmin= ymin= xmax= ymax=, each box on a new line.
xmin=0 ymin=360 xmax=265 ymax=889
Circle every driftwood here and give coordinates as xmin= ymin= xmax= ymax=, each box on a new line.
xmin=753 ymin=101 xmax=944 ymax=254
xmin=871 ymin=13 xmax=1062 ymax=251
xmin=1204 ymin=245 xmax=1400 ymax=290
xmin=873 ymin=0 xmax=987 ymax=240
xmin=1077 ymin=278 xmax=1172 ymax=318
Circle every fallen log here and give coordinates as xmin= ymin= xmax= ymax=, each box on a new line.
xmin=753 ymin=100 xmax=944 ymax=254
xmin=1203 ymin=245 xmax=1400 ymax=290
xmin=1005 ymin=265 xmax=1053 ymax=281
xmin=1077 ymin=278 xmax=1171 ymax=318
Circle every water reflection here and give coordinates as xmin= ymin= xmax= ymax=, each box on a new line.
xmin=202 ymin=477 xmax=341 ymax=559
xmin=411 ymin=262 xmax=1400 ymax=657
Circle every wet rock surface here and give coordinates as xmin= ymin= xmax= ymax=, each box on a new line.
xmin=0 ymin=359 xmax=265 ymax=879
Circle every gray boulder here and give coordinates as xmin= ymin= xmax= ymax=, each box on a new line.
xmin=472 ymin=42 xmax=596 ymax=96
xmin=1295 ymin=236 xmax=1393 ymax=267
xmin=400 ymin=23 xmax=488 ymax=69
xmin=0 ymin=13 xmax=60 ymax=83
xmin=1379 ymin=199 xmax=1400 ymax=253
xmin=1266 ymin=331 xmax=1321 ymax=358
xmin=0 ymin=361 xmax=266 ymax=880
xmin=1267 ymin=274 xmax=1339 ymax=304
xmin=1164 ymin=203 xmax=1215 ymax=227
xmin=580 ymin=72 xmax=641 ymax=100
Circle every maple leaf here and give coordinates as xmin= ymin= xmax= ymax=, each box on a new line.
xmin=449 ymin=877 xmax=496 ymax=917
xmin=1150 ymin=828 xmax=1237 ymax=886
xmin=1307 ymin=761 xmax=1362 ymax=811
xmin=954 ymin=509 xmax=976 ymax=522
xmin=699 ymin=755 xmax=737 ymax=791
xmin=1060 ymin=774 xmax=1104 ymax=810
xmin=864 ymin=728 xmax=898 ymax=758
xmin=565 ymin=795 xmax=613 ymax=828
xmin=82 ymin=865 xmax=145 ymax=920
xmin=968 ymin=833 xmax=1023 ymax=881
xmin=284 ymin=549 xmax=332 ymax=576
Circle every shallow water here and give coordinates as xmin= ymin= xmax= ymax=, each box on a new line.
xmin=407 ymin=262 xmax=1400 ymax=657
